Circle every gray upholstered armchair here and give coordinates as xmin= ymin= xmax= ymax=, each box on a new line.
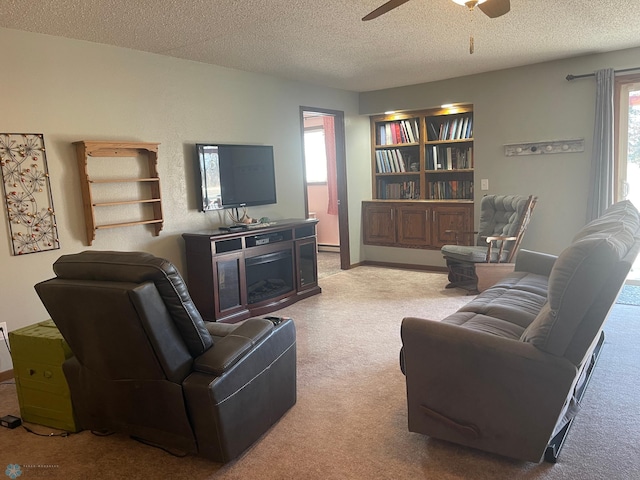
xmin=34 ymin=250 xmax=297 ymax=463
xmin=441 ymin=194 xmax=537 ymax=293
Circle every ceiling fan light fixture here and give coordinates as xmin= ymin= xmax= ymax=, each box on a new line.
xmin=451 ymin=0 xmax=487 ymax=6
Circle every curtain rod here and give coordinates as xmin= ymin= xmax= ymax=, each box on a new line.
xmin=566 ymin=67 xmax=640 ymax=81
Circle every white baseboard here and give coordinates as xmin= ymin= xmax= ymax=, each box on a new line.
xmin=318 ymin=245 xmax=340 ymax=253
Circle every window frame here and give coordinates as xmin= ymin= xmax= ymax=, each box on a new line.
xmin=614 ymin=73 xmax=640 ymax=201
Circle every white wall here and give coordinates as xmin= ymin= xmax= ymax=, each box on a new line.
xmin=359 ymin=46 xmax=640 ymax=267
xmin=0 ymin=28 xmax=370 ymax=372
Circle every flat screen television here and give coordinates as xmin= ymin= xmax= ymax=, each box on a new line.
xmin=196 ymin=143 xmax=277 ymax=211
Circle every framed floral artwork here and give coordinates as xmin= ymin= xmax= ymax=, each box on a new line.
xmin=0 ymin=133 xmax=60 ymax=255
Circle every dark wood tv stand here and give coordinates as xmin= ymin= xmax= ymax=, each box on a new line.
xmin=183 ymin=218 xmax=321 ymax=323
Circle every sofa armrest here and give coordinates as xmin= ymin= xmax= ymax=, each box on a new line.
xmin=193 ymin=318 xmax=273 ymax=376
xmin=401 ymin=316 xmax=577 ymax=462
xmin=514 ymin=249 xmax=557 ymax=276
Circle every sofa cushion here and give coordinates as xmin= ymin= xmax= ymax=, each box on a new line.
xmin=52 ymin=250 xmax=213 ymax=356
xmin=443 ymin=272 xmax=548 ymax=334
xmin=572 ymin=200 xmax=639 ymax=242
xmin=521 ymin=217 xmax=637 ymax=359
xmin=442 ymin=312 xmax=526 ymax=340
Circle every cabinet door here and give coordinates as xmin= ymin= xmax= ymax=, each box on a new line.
xmin=397 ymin=204 xmax=431 ymax=247
xmin=213 ymin=252 xmax=247 ymax=319
xmin=296 ymin=237 xmax=318 ymax=291
xmin=432 ymin=204 xmax=473 ymax=248
xmin=362 ymin=203 xmax=396 ymax=245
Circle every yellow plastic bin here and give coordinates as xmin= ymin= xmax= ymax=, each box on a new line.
xmin=9 ymin=320 xmax=79 ymax=432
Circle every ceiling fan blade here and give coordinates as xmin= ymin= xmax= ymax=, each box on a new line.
xmin=478 ymin=0 xmax=510 ymax=18
xmin=362 ymin=0 xmax=412 ymax=21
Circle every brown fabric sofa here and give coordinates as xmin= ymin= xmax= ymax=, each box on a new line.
xmin=35 ymin=250 xmax=296 ymax=463
xmin=401 ymin=200 xmax=640 ymax=463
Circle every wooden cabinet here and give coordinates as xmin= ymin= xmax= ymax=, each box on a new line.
xmin=397 ymin=204 xmax=432 ymax=247
xmin=183 ymin=219 xmax=321 ymax=323
xmin=74 ymin=141 xmax=163 ymax=245
xmin=362 ymin=201 xmax=472 ymax=249
xmin=431 ymin=203 xmax=473 ymax=248
xmin=213 ymin=251 xmax=246 ymax=321
xmin=362 ymin=202 xmax=396 ymax=245
xmin=365 ymin=105 xmax=474 ymax=250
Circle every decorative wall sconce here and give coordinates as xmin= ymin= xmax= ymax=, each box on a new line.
xmin=0 ymin=133 xmax=60 ymax=255
xmin=504 ymin=139 xmax=584 ymax=157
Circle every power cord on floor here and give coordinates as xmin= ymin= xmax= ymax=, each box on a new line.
xmin=0 ymin=325 xmax=10 ymax=354
xmin=131 ymin=435 xmax=189 ymax=457
xmin=22 ymin=423 xmax=72 ymax=437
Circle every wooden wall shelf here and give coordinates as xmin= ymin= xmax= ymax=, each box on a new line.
xmin=74 ymin=141 xmax=163 ymax=245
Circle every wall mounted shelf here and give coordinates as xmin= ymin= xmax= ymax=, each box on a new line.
xmin=504 ymin=139 xmax=584 ymax=156
xmin=73 ymin=141 xmax=163 ymax=245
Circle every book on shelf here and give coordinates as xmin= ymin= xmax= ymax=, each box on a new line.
xmin=461 ymin=117 xmax=469 ymax=139
xmin=375 ymin=152 xmax=383 ymax=174
xmin=401 ymin=121 xmax=414 ymax=143
xmin=449 ymin=119 xmax=458 ymax=141
xmin=427 ymin=122 xmax=439 ymax=141
xmin=426 ymin=145 xmax=473 ymax=170
xmin=456 ymin=118 xmax=464 ymax=139
xmin=427 ymin=180 xmax=474 ymax=200
xmin=377 ymin=179 xmax=420 ymax=199
xmin=378 ymin=124 xmax=386 ymax=145
xmin=399 ymin=150 xmax=406 ymax=172
xmin=408 ymin=119 xmax=419 ymax=143
xmin=430 ymin=114 xmax=473 ymax=141
xmin=377 ymin=119 xmax=419 ymax=145
xmin=376 ymin=148 xmax=412 ymax=173
xmin=391 ymin=149 xmax=400 ymax=172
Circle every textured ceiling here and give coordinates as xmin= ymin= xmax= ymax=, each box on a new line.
xmin=2 ymin=0 xmax=639 ymax=92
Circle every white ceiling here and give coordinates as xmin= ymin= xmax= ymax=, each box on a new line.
xmin=2 ymin=0 xmax=639 ymax=92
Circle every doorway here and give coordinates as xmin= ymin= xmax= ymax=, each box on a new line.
xmin=300 ymin=107 xmax=350 ymax=270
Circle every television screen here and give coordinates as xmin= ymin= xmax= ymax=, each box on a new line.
xmin=196 ymin=144 xmax=277 ymax=211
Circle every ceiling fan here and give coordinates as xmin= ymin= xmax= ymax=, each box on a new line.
xmin=362 ymin=0 xmax=510 ymax=22
xmin=362 ymin=0 xmax=510 ymax=53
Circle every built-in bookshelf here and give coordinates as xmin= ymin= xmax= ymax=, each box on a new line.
xmin=365 ymin=105 xmax=474 ymax=251
xmin=370 ymin=105 xmax=474 ymax=202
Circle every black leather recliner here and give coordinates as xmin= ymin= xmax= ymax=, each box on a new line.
xmin=34 ymin=250 xmax=296 ymax=462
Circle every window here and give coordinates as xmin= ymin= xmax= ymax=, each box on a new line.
xmin=615 ymin=75 xmax=640 ymax=205
xmin=615 ymin=74 xmax=640 ymax=283
xmin=304 ymin=128 xmax=328 ymax=183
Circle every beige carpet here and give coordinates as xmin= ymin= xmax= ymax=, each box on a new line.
xmin=1 ymin=266 xmax=639 ymax=479
xmin=317 ymin=251 xmax=342 ymax=279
